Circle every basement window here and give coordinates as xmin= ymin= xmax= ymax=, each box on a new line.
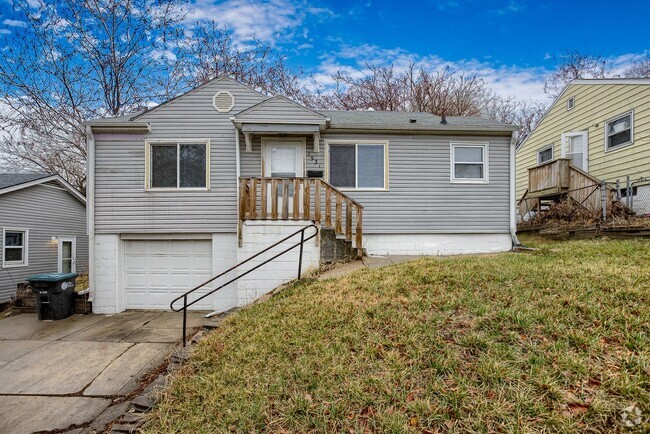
xmin=3 ymin=228 xmax=28 ymax=268
xmin=147 ymin=140 xmax=210 ymax=189
xmin=537 ymin=145 xmax=554 ymax=164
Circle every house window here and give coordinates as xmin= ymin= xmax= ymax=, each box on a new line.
xmin=2 ymin=228 xmax=28 ymax=267
xmin=605 ymin=111 xmax=633 ymax=151
xmin=147 ymin=141 xmax=209 ymax=189
xmin=450 ymin=143 xmax=488 ymax=183
xmin=328 ymin=142 xmax=387 ymax=189
xmin=537 ymin=145 xmax=554 ymax=164
xmin=567 ymin=96 xmax=575 ymax=110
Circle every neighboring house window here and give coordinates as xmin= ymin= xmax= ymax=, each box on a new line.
xmin=450 ymin=143 xmax=488 ymax=183
xmin=605 ymin=111 xmax=633 ymax=151
xmin=567 ymin=97 xmax=575 ymax=110
xmin=2 ymin=228 xmax=28 ymax=267
xmin=147 ymin=140 xmax=210 ymax=189
xmin=537 ymin=145 xmax=554 ymax=164
xmin=328 ymin=142 xmax=387 ymax=189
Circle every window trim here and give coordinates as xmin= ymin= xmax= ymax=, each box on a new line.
xmin=604 ymin=110 xmax=634 ymax=153
xmin=561 ymin=131 xmax=589 ymax=171
xmin=324 ymin=140 xmax=389 ymax=191
xmin=537 ymin=144 xmax=554 ymax=165
xmin=450 ymin=142 xmax=489 ymax=184
xmin=2 ymin=227 xmax=29 ymax=268
xmin=567 ymin=96 xmax=575 ymax=111
xmin=145 ymin=139 xmax=211 ymax=191
xmin=57 ymin=236 xmax=77 ymax=274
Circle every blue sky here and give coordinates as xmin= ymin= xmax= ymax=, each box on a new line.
xmin=1 ymin=0 xmax=649 ymax=102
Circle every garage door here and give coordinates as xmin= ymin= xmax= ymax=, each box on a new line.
xmin=124 ymin=240 xmax=214 ymax=310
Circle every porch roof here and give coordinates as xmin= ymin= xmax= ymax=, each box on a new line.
xmin=239 ymin=123 xmax=322 ymax=153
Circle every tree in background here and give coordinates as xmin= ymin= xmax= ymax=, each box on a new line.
xmin=0 ymin=0 xmax=187 ymax=192
xmin=543 ymin=51 xmax=609 ymax=97
xmin=625 ymin=55 xmax=650 ymax=78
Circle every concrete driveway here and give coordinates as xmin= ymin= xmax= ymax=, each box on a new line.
xmin=0 ymin=311 xmax=207 ymax=433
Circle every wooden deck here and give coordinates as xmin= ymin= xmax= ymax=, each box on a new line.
xmin=239 ymin=177 xmax=364 ymax=258
xmin=519 ymin=159 xmax=612 ymax=217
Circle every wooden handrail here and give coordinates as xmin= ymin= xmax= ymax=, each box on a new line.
xmin=238 ymin=177 xmax=364 ymax=258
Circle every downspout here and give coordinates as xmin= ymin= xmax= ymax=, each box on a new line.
xmin=510 ymin=131 xmax=522 ymax=248
xmin=234 ymin=123 xmax=241 ymax=199
xmin=85 ymin=125 xmax=96 ymax=303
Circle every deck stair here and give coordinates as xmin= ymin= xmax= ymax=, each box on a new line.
xmin=239 ymin=177 xmax=364 ymax=260
xmin=518 ymin=158 xmax=613 ymax=218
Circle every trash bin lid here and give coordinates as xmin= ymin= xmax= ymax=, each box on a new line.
xmin=26 ymin=272 xmax=79 ymax=283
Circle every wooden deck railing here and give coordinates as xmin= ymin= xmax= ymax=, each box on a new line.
xmin=238 ymin=177 xmax=364 ymax=257
xmin=527 ymin=158 xmax=571 ymax=198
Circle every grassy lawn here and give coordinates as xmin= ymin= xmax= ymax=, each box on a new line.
xmin=145 ymin=236 xmax=649 ymax=433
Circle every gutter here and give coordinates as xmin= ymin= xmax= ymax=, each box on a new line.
xmin=84 ymin=122 xmax=151 ymax=133
xmin=85 ymin=125 xmax=96 ymax=304
xmin=509 ymin=131 xmax=522 ymax=248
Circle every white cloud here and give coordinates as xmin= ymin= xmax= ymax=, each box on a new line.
xmin=2 ymin=19 xmax=27 ymax=27
xmin=186 ymin=0 xmax=332 ymax=47
xmin=0 ymin=29 xmax=11 ymax=35
xmin=309 ymin=44 xmax=648 ymax=103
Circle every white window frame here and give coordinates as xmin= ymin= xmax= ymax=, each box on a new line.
xmin=325 ymin=140 xmax=389 ymax=191
xmin=145 ymin=139 xmax=211 ymax=191
xmin=561 ymin=131 xmax=589 ymax=171
xmin=567 ymin=96 xmax=575 ymax=111
xmin=537 ymin=144 xmax=554 ymax=165
xmin=57 ymin=236 xmax=77 ymax=274
xmin=2 ymin=228 xmax=29 ymax=268
xmin=450 ymin=142 xmax=489 ymax=184
xmin=604 ymin=110 xmax=634 ymax=152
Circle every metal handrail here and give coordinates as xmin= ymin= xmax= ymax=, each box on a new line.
xmin=170 ymin=224 xmax=319 ymax=346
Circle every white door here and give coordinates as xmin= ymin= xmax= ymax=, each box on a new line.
xmin=562 ymin=132 xmax=588 ymax=171
xmin=58 ymin=237 xmax=76 ymax=273
xmin=262 ymin=138 xmax=305 ymax=215
xmin=124 ymin=240 xmax=214 ymax=310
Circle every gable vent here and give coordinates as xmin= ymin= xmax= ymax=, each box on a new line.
xmin=213 ymin=91 xmax=235 ymax=113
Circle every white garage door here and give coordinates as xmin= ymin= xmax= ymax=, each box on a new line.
xmin=124 ymin=240 xmax=214 ymax=310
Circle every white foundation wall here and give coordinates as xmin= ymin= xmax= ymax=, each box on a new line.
xmin=363 ymin=233 xmax=512 ymax=256
xmin=92 ymin=234 xmax=122 ymax=314
xmin=237 ymin=221 xmax=319 ymax=305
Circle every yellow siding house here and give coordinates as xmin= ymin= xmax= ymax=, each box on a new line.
xmin=516 ymin=79 xmax=650 ymax=210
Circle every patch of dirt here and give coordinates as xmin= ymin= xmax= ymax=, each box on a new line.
xmin=519 ymin=199 xmax=650 ymax=230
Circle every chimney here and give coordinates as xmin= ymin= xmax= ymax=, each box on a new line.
xmin=440 ymin=114 xmax=447 ymax=125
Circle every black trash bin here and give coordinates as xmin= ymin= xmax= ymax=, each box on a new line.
xmin=27 ymin=273 xmax=78 ymax=320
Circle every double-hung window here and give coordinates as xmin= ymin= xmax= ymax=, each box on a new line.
xmin=450 ymin=143 xmax=488 ymax=183
xmin=2 ymin=228 xmax=28 ymax=268
xmin=327 ymin=142 xmax=387 ymax=190
xmin=147 ymin=140 xmax=209 ymax=189
xmin=605 ymin=111 xmax=633 ymax=151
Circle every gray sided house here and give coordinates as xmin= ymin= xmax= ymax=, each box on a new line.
xmin=0 ymin=174 xmax=88 ymax=304
xmin=86 ymin=77 xmax=518 ymax=314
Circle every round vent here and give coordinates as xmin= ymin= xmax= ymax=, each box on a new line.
xmin=213 ymin=91 xmax=235 ymax=113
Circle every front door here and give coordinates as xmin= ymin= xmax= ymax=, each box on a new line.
xmin=58 ymin=237 xmax=76 ymax=273
xmin=262 ymin=138 xmax=305 ymax=215
xmin=262 ymin=139 xmax=305 ymax=178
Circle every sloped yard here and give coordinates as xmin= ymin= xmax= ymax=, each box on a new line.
xmin=144 ymin=236 xmax=649 ymax=433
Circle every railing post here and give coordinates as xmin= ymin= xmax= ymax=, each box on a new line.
xmin=298 ymin=229 xmax=304 ymax=279
xmin=355 ymin=206 xmax=363 ymax=258
xmin=626 ymin=176 xmax=631 ymax=208
xmin=345 ymin=199 xmax=352 ymax=241
xmin=182 ymin=295 xmax=187 ymax=348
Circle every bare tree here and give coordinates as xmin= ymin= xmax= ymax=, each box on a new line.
xmin=481 ymin=96 xmax=547 ymax=146
xmin=0 ymin=0 xmax=187 ymax=192
xmin=624 ymin=55 xmax=650 ymax=78
xmin=180 ymin=21 xmax=311 ymax=104
xmin=544 ymin=51 xmax=609 ymax=97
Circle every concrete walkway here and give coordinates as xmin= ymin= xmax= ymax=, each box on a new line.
xmin=0 ymin=311 xmax=207 ymax=433
xmin=318 ymin=255 xmax=424 ymax=280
